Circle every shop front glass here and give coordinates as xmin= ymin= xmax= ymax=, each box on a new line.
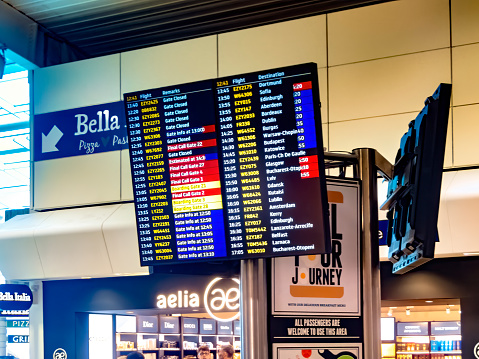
xmin=381 ymin=300 xmax=462 ymax=359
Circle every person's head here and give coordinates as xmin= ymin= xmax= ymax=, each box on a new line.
xmin=197 ymin=345 xmax=211 ymax=359
xmin=218 ymin=344 xmax=234 ymax=359
xmin=127 ymin=352 xmax=145 ymax=359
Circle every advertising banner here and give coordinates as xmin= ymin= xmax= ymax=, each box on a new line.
xmin=272 ymin=182 xmax=360 ymax=316
xmin=273 ymin=343 xmax=362 ymax=359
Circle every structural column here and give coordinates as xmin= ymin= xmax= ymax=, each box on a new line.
xmin=0 ymin=316 xmax=5 ymax=356
xmin=240 ymin=259 xmax=268 ymax=359
xmin=354 ymin=148 xmax=382 ymax=359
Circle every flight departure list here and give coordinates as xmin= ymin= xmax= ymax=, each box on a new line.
xmin=124 ymin=63 xmax=330 ymax=266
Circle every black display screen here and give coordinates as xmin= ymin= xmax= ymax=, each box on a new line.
xmin=124 ymin=63 xmax=330 ymax=266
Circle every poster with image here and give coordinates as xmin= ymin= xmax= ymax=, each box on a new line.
xmin=272 ymin=181 xmax=360 ymax=316
xmin=273 ymin=343 xmax=362 ymax=359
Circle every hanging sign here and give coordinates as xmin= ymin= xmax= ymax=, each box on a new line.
xmin=0 ymin=284 xmax=33 ymax=311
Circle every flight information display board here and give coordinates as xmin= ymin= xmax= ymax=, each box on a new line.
xmin=124 ymin=63 xmax=330 ymax=266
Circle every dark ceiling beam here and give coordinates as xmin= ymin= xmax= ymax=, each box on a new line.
xmin=80 ymin=0 xmax=390 ymax=57
xmin=0 ymin=0 xmax=87 ymax=67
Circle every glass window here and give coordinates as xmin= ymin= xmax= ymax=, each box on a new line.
xmin=0 ymin=70 xmax=30 ymax=223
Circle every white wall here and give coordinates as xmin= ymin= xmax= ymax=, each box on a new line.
xmin=31 ymin=0 xmax=479 ymax=254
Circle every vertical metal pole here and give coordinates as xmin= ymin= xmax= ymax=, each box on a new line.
xmin=240 ymin=259 xmax=268 ymax=359
xmin=0 ymin=317 xmax=6 ymax=357
xmin=29 ymin=281 xmax=44 ymax=359
xmin=353 ymin=148 xmax=381 ymax=359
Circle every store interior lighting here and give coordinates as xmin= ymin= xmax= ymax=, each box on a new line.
xmin=406 ymin=308 xmax=411 ymax=315
xmin=446 ymin=306 xmax=450 ymax=314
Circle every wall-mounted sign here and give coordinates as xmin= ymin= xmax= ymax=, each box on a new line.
xmin=157 ymin=290 xmax=200 ymax=309
xmin=270 ymin=316 xmax=362 ymax=340
xmin=7 ymin=335 xmax=29 ymax=343
xmin=156 ymin=277 xmax=240 ymax=322
xmin=160 ymin=316 xmax=179 ymax=334
xmin=204 ymin=278 xmax=240 ymax=322
xmin=183 ymin=317 xmax=199 ymax=334
xmin=0 ymin=284 xmax=33 ymax=311
xmin=200 ymin=318 xmax=216 ymax=335
xmin=34 ymin=101 xmax=128 ymax=161
xmin=137 ymin=315 xmax=158 ymax=333
xmin=217 ymin=321 xmax=233 ymax=335
xmin=53 ymin=348 xmax=67 ymax=359
xmin=6 ymin=319 xmax=29 ymax=328
xmin=272 ymin=182 xmax=360 ymax=316
xmin=397 ymin=322 xmax=429 ymax=336
xmin=431 ymin=321 xmax=461 ymax=336
xmin=0 ymin=309 xmax=29 ymax=317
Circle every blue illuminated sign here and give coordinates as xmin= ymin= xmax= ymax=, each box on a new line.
xmin=0 ymin=284 xmax=33 ymax=311
xmin=33 ymin=101 xmax=128 ymax=161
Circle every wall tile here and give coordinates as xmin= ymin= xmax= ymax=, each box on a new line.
xmin=121 ymin=36 xmax=217 ymax=94
xmin=218 ymin=16 xmax=326 ymax=76
xmin=121 ymin=149 xmax=133 ymax=201
xmin=452 ymin=104 xmax=479 ymax=167
xmin=33 ymin=55 xmax=121 ymax=114
xmin=452 ymin=43 xmax=479 ymax=106
xmin=328 ymin=0 xmax=450 ymax=66
xmin=34 ymin=153 xmax=121 ymax=209
xmin=451 ymin=0 xmax=479 ymax=46
xmin=329 ymin=111 xmax=453 ymax=168
xmin=329 ymin=49 xmax=451 ymax=123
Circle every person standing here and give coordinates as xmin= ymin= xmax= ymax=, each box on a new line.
xmin=197 ymin=345 xmax=212 ymax=359
xmin=126 ymin=352 xmax=145 ymax=359
xmin=218 ymin=344 xmax=234 ymax=359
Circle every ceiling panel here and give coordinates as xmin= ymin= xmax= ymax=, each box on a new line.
xmin=2 ymin=0 xmax=392 ymax=59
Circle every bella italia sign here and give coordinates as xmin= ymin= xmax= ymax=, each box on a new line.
xmin=0 ymin=284 xmax=33 ymax=311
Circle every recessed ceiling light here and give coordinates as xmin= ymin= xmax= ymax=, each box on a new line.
xmin=425 ymin=300 xmax=433 ymax=303
xmin=192 ymin=309 xmax=199 ymax=312
xmin=126 ymin=311 xmax=134 ymax=314
xmin=172 ymin=314 xmax=181 ymax=317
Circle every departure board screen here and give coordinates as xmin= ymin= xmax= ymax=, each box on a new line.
xmin=124 ymin=63 xmax=330 ymax=266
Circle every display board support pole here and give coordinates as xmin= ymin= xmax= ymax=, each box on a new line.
xmin=353 ymin=148 xmax=383 ymax=359
xmin=240 ymin=258 xmax=268 ymax=359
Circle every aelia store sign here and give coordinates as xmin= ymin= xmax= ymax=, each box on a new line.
xmin=156 ymin=277 xmax=240 ymax=322
xmin=0 ymin=284 xmax=33 ymax=311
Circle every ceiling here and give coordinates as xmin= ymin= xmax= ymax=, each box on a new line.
xmin=2 ymin=0 xmax=391 ymax=59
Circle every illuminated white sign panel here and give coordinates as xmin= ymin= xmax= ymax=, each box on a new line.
xmin=88 ymin=314 xmax=113 ymax=359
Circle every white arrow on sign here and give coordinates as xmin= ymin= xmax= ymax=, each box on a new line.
xmin=42 ymin=125 xmax=64 ymax=153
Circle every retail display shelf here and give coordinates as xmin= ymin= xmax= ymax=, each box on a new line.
xmin=397 ymin=351 xmax=430 ymax=355
xmin=430 ymin=350 xmax=462 ymax=354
